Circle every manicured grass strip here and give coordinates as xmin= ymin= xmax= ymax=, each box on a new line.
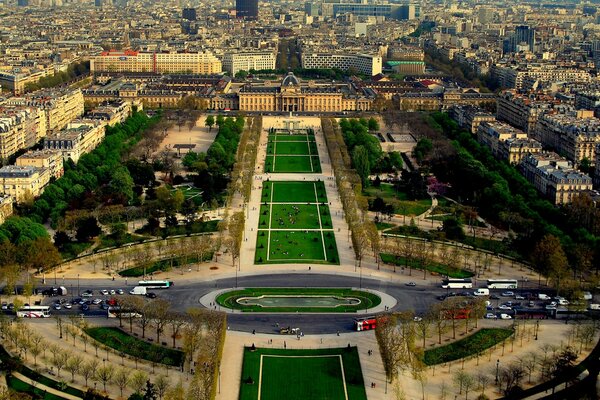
xmin=0 ymin=346 xmax=84 ymax=398
xmin=119 ymin=252 xmax=213 ymax=277
xmin=85 ymin=327 xmax=184 ymax=367
xmin=255 ymin=230 xmax=339 ymax=264
xmin=379 ymin=253 xmax=474 ymax=278
xmin=239 ymin=347 xmax=367 ymax=400
xmin=423 ymin=328 xmax=513 ymax=365
xmin=262 ymin=181 xmax=328 ymax=203
xmin=375 ymin=222 xmax=396 ymax=230
xmin=216 ymin=287 xmax=380 ymax=313
xmin=6 ymin=375 xmax=70 ymax=400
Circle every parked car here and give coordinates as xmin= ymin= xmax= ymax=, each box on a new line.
xmin=109 ymin=290 xmax=116 ymax=295
xmin=501 ymin=291 xmax=515 ymax=297
xmin=53 ymin=304 xmax=61 ymax=310
xmin=92 ymin=298 xmax=103 ymax=305
xmin=500 ymin=313 xmax=512 ymax=320
xmin=1 ymin=303 xmax=7 ymax=310
xmin=485 ymin=313 xmax=498 ymax=319
xmin=81 ymin=304 xmax=89 ymax=311
xmin=490 ymin=295 xmax=501 ymax=300
xmin=116 ymin=289 xmax=124 ymax=295
xmin=63 ymin=303 xmax=72 ymax=309
xmin=100 ymin=289 xmax=109 ymax=296
xmin=145 ymin=292 xmax=157 ymax=299
xmin=545 ymin=304 xmax=557 ymax=310
xmin=405 ymin=282 xmax=416 ymax=287
xmin=498 ymin=304 xmax=512 ymax=310
xmin=538 ymin=293 xmax=551 ymax=300
xmin=528 ymin=301 xmax=535 ymax=307
xmin=82 ymin=291 xmax=93 ymax=297
xmin=515 ymin=295 xmax=525 ymax=300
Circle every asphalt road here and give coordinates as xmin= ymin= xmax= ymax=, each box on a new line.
xmin=37 ymin=273 xmax=443 ymax=334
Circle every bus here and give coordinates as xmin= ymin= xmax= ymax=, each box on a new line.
xmin=16 ymin=305 xmax=50 ymax=318
xmin=441 ymin=278 xmax=473 ymax=289
xmin=137 ymin=280 xmax=174 ymax=289
xmin=486 ymin=279 xmax=518 ymax=289
xmin=354 ymin=317 xmax=378 ymax=331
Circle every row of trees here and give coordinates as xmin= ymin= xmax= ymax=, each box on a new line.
xmin=24 ymin=61 xmax=90 ymax=92
xmin=321 ymin=118 xmax=381 ymax=268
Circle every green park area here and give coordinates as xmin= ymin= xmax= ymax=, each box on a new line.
xmin=423 ymin=328 xmax=513 ymax=365
xmin=216 ymin=287 xmax=381 ymax=313
xmin=379 ymin=253 xmax=474 ymax=278
xmin=265 ymin=130 xmax=321 ymax=173
xmin=255 ymin=181 xmax=339 ymax=264
xmin=365 ymin=183 xmax=431 ymax=216
xmin=85 ymin=327 xmax=184 ymax=367
xmin=239 ymin=347 xmax=367 ymax=400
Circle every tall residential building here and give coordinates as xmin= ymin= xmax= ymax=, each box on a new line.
xmin=301 ymin=53 xmax=382 ymax=76
xmin=476 ymin=121 xmax=541 ymax=164
xmin=90 ymin=50 xmax=222 ymax=75
xmin=0 ymin=107 xmax=46 ymax=161
xmin=222 ymin=52 xmax=276 ymax=75
xmin=182 ymin=7 xmax=197 ymax=21
xmin=236 ymin=0 xmax=258 ymax=20
xmin=0 ymin=196 xmax=13 ymax=225
xmin=496 ymin=90 xmax=557 ymax=134
xmin=16 ymin=150 xmax=64 ymax=180
xmin=43 ymin=120 xmax=106 ymax=163
xmin=305 ymin=2 xmax=319 ymax=16
xmin=0 ymin=165 xmax=51 ymax=203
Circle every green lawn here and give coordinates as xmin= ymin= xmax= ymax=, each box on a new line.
xmin=375 ymin=222 xmax=396 ymax=230
xmin=6 ymin=375 xmax=69 ymax=400
xmin=255 ymin=230 xmax=338 ymax=264
xmin=216 ymin=288 xmax=381 ymax=313
xmin=118 ymin=252 xmax=213 ymax=277
xmin=379 ymin=253 xmax=474 ymax=278
xmin=364 ymin=183 xmax=431 ymax=216
xmin=262 ymin=181 xmax=328 ymax=203
xmin=423 ymin=328 xmax=513 ymax=365
xmin=270 ymin=141 xmax=310 ymax=155
xmin=258 ymin=203 xmax=332 ymax=229
xmin=268 ymin=134 xmax=316 ymax=142
xmin=265 ymin=131 xmax=321 ymax=173
xmin=239 ymin=347 xmax=367 ymax=400
xmin=265 ymin=155 xmax=321 ymax=173
xmin=85 ymin=327 xmax=184 ymax=366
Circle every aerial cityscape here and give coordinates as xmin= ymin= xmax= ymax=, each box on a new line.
xmin=0 ymin=0 xmax=599 ymax=399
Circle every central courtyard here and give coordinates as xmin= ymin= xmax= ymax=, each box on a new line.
xmin=255 ymin=181 xmax=339 ymax=264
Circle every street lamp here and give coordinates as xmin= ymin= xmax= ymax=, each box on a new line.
xmin=77 ymin=274 xmax=80 ymax=296
xmin=495 ymin=359 xmax=500 ymax=384
xmin=535 ymin=320 xmax=539 ymax=340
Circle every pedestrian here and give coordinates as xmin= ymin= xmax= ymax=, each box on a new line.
xmin=284 ymin=341 xmax=286 ymax=349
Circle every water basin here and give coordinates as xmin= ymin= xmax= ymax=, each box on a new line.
xmin=236 ymin=295 xmax=361 ymax=308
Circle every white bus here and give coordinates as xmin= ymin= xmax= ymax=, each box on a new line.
xmin=16 ymin=305 xmax=51 ymax=318
xmin=441 ymin=278 xmax=473 ymax=289
xmin=137 ymin=280 xmax=174 ymax=289
xmin=486 ymin=279 xmax=518 ymax=289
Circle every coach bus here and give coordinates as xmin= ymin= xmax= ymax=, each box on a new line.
xmin=16 ymin=305 xmax=50 ymax=318
xmin=441 ymin=278 xmax=473 ymax=289
xmin=137 ymin=280 xmax=174 ymax=289
xmin=486 ymin=279 xmax=518 ymax=289
xmin=354 ymin=317 xmax=378 ymax=331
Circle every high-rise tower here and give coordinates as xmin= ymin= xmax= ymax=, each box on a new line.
xmin=236 ymin=0 xmax=258 ymax=20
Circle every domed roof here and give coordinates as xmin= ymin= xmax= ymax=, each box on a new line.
xmin=282 ymin=72 xmax=299 ymax=86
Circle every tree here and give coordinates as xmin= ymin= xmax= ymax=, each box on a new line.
xmin=81 ymin=360 xmax=98 ymax=387
xmin=531 ymin=235 xmax=569 ymax=294
xmin=352 ymin=145 xmax=371 ymax=187
xmin=151 ymin=298 xmax=171 ymax=344
xmin=95 ymin=366 xmax=114 ymax=393
xmin=76 ymin=217 xmax=102 ymax=242
xmin=130 ymin=371 xmax=148 ymax=395
xmin=368 ymin=117 xmax=380 ymax=132
xmin=154 ymin=376 xmax=169 ymax=400
xmin=114 ymin=368 xmax=130 ymax=398
xmin=205 ymin=116 xmax=215 ymax=131
xmin=66 ymin=355 xmax=83 ymax=382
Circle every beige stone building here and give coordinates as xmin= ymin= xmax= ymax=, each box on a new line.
xmin=16 ymin=150 xmax=64 ymax=180
xmin=450 ymin=104 xmax=495 ymax=134
xmin=238 ymin=73 xmax=373 ymax=112
xmin=87 ymin=100 xmax=132 ymax=127
xmin=521 ymin=152 xmax=593 ymax=205
xmin=43 ymin=120 xmax=106 ymax=163
xmin=0 ymin=165 xmax=51 ymax=202
xmin=0 ymin=107 xmax=46 ymax=161
xmin=0 ymin=195 xmax=13 ymax=225
xmin=496 ymin=90 xmax=557 ymax=134
xmin=477 ymin=121 xmax=542 ymax=164
xmin=90 ymin=50 xmax=222 ymax=75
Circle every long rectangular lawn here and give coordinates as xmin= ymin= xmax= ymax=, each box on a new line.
xmin=239 ymin=347 xmax=367 ymax=400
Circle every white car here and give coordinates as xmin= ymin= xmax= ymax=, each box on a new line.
xmin=545 ymin=304 xmax=557 ymax=310
xmin=63 ymin=303 xmax=72 ymax=309
xmin=81 ymin=291 xmax=93 ymax=297
xmin=501 ymin=291 xmax=515 ymax=297
xmin=498 ymin=304 xmax=512 ymax=310
xmin=101 ymin=289 xmax=109 ymax=296
xmin=499 ymin=313 xmax=512 ymax=320
xmin=92 ymin=298 xmax=103 ymax=305
xmin=515 ymin=295 xmax=525 ymax=300
xmin=53 ymin=304 xmax=61 ymax=310
xmin=405 ymin=282 xmax=417 ymax=287
xmin=109 ymin=290 xmax=116 ymax=295
xmin=558 ymin=299 xmax=569 ymax=306
xmin=485 ymin=313 xmax=497 ymax=319
xmin=116 ymin=289 xmax=124 ymax=295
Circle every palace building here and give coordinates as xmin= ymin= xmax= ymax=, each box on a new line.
xmin=237 ymin=73 xmax=374 ymax=112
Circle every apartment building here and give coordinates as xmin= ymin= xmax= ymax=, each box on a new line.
xmin=574 ymin=90 xmax=600 ymax=114
xmin=535 ymin=111 xmax=600 ymax=167
xmin=43 ymin=120 xmax=106 ymax=163
xmin=521 ymin=152 xmax=593 ymax=205
xmin=0 ymin=69 xmax=52 ymax=95
xmin=0 ymin=165 xmax=51 ymax=202
xmin=477 ymin=121 xmax=542 ymax=164
xmin=90 ymin=50 xmax=222 ymax=75
xmin=496 ymin=90 xmax=556 ymax=134
xmin=0 ymin=195 xmax=13 ymax=225
xmin=222 ymin=51 xmax=276 ymax=75
xmin=0 ymin=107 xmax=45 ymax=161
xmin=87 ymin=100 xmax=132 ymax=127
xmin=15 ymin=150 xmax=64 ymax=180
xmin=449 ymin=105 xmax=495 ymax=134
xmin=301 ymin=53 xmax=382 ymax=76
xmin=493 ymin=66 xmax=591 ymax=90
xmin=4 ymin=88 xmax=85 ymax=134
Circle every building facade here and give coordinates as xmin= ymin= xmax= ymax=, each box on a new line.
xmin=43 ymin=120 xmax=106 ymax=163
xmin=15 ymin=150 xmax=64 ymax=180
xmin=222 ymin=52 xmax=276 ymax=75
xmin=0 ymin=195 xmax=12 ymax=225
xmin=90 ymin=50 xmax=222 ymax=75
xmin=236 ymin=0 xmax=258 ymax=19
xmin=301 ymin=53 xmax=382 ymax=76
xmin=0 ymin=165 xmax=51 ymax=202
xmin=0 ymin=107 xmax=45 ymax=161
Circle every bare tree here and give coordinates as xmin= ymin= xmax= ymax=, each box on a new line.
xmin=151 ymin=298 xmax=171 ymax=344
xmin=65 ymin=355 xmax=83 ymax=382
xmin=95 ymin=365 xmax=114 ymax=393
xmin=130 ymin=370 xmax=148 ymax=395
xmin=113 ymin=368 xmax=130 ymax=398
xmin=80 ymin=359 xmax=98 ymax=387
xmin=155 ymin=375 xmax=170 ymax=400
